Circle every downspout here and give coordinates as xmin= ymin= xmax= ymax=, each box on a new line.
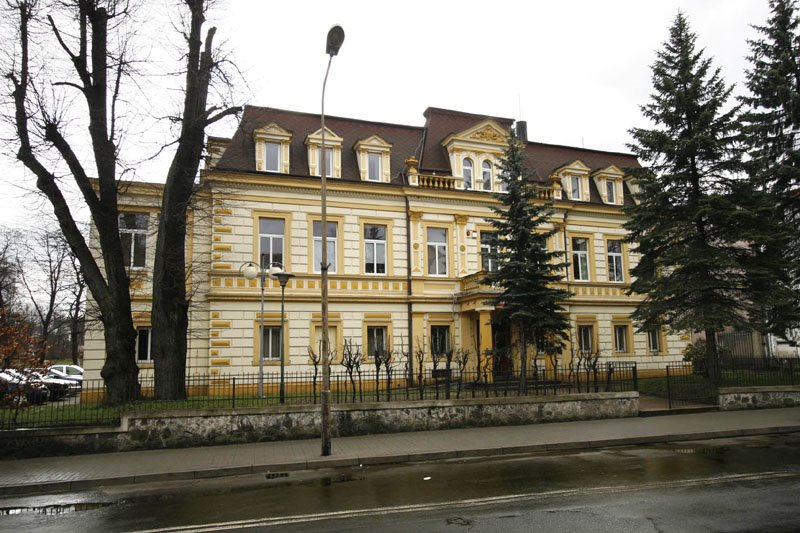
xmin=405 ymin=193 xmax=414 ymax=383
xmin=561 ymin=209 xmax=572 ymax=362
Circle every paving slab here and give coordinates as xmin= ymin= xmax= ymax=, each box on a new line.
xmin=1 ymin=407 xmax=799 ymax=496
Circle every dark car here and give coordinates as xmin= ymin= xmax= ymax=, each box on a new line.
xmin=0 ymin=370 xmax=50 ymax=405
xmin=26 ymin=370 xmax=78 ymax=400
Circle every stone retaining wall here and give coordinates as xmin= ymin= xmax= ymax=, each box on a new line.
xmin=718 ymin=386 xmax=800 ymax=411
xmin=0 ymin=392 xmax=637 ymax=459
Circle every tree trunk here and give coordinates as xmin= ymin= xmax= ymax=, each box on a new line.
xmin=705 ymin=328 xmax=721 ymax=384
xmin=99 ymin=295 xmax=139 ymax=403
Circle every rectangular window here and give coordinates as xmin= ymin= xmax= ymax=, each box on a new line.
xmin=366 ymin=326 xmax=387 ymax=359
xmin=606 ymin=180 xmax=616 ymax=203
xmin=313 ymin=325 xmax=337 ymax=360
xmin=572 ymin=237 xmax=590 ymax=281
xmin=613 ymin=325 xmax=629 ymax=353
xmin=427 ymin=227 xmax=448 ymax=276
xmin=313 ymin=221 xmax=337 ymax=274
xmin=259 ymin=326 xmax=282 ymax=360
xmin=570 ymin=176 xmax=581 ymax=200
xmin=430 ymin=325 xmax=450 ymax=358
xmin=480 ymin=231 xmax=498 ymax=272
xmin=578 ymin=325 xmax=594 ymax=353
xmin=607 ymin=240 xmax=624 ymax=282
xmin=265 ymin=142 xmax=281 ymax=172
xmin=364 ymin=224 xmax=387 ymax=274
xmin=318 ymin=147 xmax=333 ymax=177
xmin=647 ymin=329 xmax=662 ymax=353
xmin=367 ymin=153 xmax=381 ymax=181
xmin=119 ymin=213 xmax=148 ymax=268
xmin=136 ymin=327 xmax=151 ymax=362
xmin=259 ymin=218 xmax=285 ymax=268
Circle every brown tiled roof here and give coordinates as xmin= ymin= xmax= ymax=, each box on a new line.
xmin=214 ymin=105 xmax=640 ymax=191
xmin=216 ymin=106 xmax=423 ymax=184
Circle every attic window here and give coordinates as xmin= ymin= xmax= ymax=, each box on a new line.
xmin=606 ymin=180 xmax=616 ymax=204
xmin=354 ymin=135 xmax=392 ymax=183
xmin=305 ymin=127 xmax=343 ymax=178
xmin=570 ymin=176 xmax=582 ymax=200
xmin=253 ymin=123 xmax=292 ymax=173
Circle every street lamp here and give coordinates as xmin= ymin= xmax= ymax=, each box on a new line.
xmin=273 ymin=267 xmax=295 ymax=404
xmin=320 ymin=24 xmax=344 ymax=457
xmin=240 ymin=261 xmax=286 ymax=398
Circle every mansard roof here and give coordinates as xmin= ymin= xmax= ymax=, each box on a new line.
xmin=214 ymin=105 xmax=639 ymax=187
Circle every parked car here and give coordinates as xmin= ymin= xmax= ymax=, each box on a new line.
xmin=0 ymin=370 xmax=50 ymax=405
xmin=26 ymin=370 xmax=79 ymax=400
xmin=48 ymin=364 xmax=83 ymax=385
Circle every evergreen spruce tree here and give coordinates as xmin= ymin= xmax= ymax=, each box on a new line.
xmin=483 ymin=134 xmax=571 ymax=392
xmin=625 ymin=13 xmax=744 ymax=376
xmin=740 ymin=0 xmax=800 ymax=339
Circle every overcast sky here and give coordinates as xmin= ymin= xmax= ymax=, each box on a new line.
xmin=0 ymin=0 xmax=773 ymax=229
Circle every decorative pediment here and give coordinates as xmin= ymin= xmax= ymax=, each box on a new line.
xmin=253 ymin=123 xmax=292 ymax=142
xmin=591 ymin=165 xmax=626 ymax=205
xmin=354 ymin=135 xmax=393 ymax=151
xmin=553 ymin=160 xmax=592 ymax=176
xmin=305 ymin=127 xmax=343 ymax=147
xmin=441 ymin=120 xmax=510 ymax=151
xmin=590 ymin=164 xmax=624 ymax=179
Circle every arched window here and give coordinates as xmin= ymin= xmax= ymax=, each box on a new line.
xmin=482 ymin=161 xmax=493 ymax=190
xmin=462 ymin=158 xmax=473 ymax=189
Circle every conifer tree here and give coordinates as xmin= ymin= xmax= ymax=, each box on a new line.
xmin=625 ymin=13 xmax=744 ymax=374
xmin=483 ymin=134 xmax=571 ymax=391
xmin=740 ymin=0 xmax=800 ymax=339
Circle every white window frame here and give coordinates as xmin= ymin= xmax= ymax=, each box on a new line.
xmin=367 ymin=152 xmax=381 ymax=182
xmin=313 ymin=221 xmax=338 ymax=274
xmin=572 ymin=237 xmax=590 ymax=281
xmin=647 ymin=329 xmax=661 ymax=353
xmin=578 ymin=325 xmax=593 ymax=354
xmin=462 ymin=158 xmax=473 ymax=189
xmin=259 ymin=217 xmax=285 ymax=269
xmin=364 ymin=224 xmax=387 ymax=275
xmin=259 ymin=325 xmax=282 ymax=361
xmin=482 ymin=160 xmax=493 ymax=191
xmin=606 ymin=179 xmax=616 ymax=204
xmin=480 ymin=231 xmax=498 ymax=272
xmin=613 ymin=325 xmax=628 ymax=353
xmin=607 ymin=240 xmax=624 ymax=282
xmin=119 ymin=212 xmax=148 ymax=269
xmin=570 ymin=175 xmax=582 ymax=200
xmin=264 ymin=141 xmax=281 ymax=172
xmin=427 ymin=227 xmax=448 ymax=276
xmin=366 ymin=326 xmax=387 ymax=359
xmin=430 ymin=325 xmax=451 ymax=358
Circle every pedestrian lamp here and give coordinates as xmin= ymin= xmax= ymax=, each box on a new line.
xmin=272 ymin=268 xmax=294 ymax=404
xmin=240 ymin=261 xmax=286 ymax=399
xmin=319 ymin=24 xmax=344 ymax=457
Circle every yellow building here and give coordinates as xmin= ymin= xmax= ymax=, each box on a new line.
xmin=83 ymin=106 xmax=688 ymax=380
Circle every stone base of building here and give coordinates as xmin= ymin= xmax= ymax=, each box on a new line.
xmin=0 ymin=392 xmax=637 ymax=459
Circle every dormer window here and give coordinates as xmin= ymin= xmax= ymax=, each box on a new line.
xmin=264 ymin=142 xmax=281 ymax=172
xmin=606 ymin=179 xmax=616 ymax=203
xmin=463 ymin=158 xmax=473 ymax=189
xmin=570 ymin=175 xmax=582 ymax=200
xmin=306 ymin=127 xmax=343 ymax=178
xmin=354 ymin=135 xmax=392 ymax=182
xmin=253 ymin=123 xmax=292 ymax=173
xmin=482 ymin=161 xmax=493 ymax=190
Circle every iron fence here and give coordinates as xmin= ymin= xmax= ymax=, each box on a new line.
xmin=1 ymin=361 xmax=638 ymax=430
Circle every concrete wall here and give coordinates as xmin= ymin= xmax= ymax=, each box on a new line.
xmin=718 ymin=386 xmax=800 ymax=411
xmin=0 ymin=392 xmax=637 ymax=459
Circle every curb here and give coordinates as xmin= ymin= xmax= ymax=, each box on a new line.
xmin=3 ymin=424 xmax=800 ymax=497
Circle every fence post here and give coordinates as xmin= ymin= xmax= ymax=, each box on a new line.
xmin=232 ymin=376 xmax=236 ymax=409
xmin=633 ymin=363 xmax=639 ymax=392
xmin=666 ymin=365 xmax=672 ymax=409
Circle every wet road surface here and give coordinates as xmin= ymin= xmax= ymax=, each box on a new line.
xmin=1 ymin=433 xmax=799 ymax=532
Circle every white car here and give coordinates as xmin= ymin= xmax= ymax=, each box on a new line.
xmin=48 ymin=364 xmax=84 ymax=384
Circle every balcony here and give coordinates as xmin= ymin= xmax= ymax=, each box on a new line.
xmin=417 ymin=174 xmax=457 ymax=190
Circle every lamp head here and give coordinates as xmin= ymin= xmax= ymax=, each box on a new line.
xmin=240 ymin=262 xmax=259 ymax=280
xmin=274 ymin=271 xmax=295 ymax=288
xmin=326 ymin=25 xmax=345 ymax=56
xmin=267 ymin=263 xmax=284 ymax=278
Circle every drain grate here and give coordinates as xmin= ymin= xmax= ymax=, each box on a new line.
xmin=265 ymin=472 xmax=289 ymax=479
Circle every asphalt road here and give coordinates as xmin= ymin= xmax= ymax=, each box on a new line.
xmin=1 ymin=433 xmax=799 ymax=532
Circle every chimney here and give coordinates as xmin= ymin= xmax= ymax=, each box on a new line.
xmin=515 ymin=121 xmax=528 ymax=142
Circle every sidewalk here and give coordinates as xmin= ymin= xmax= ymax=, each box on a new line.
xmin=2 ymin=407 xmax=800 ymax=496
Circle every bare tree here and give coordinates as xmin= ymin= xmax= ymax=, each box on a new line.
xmin=3 ymin=1 xmax=238 ymax=403
xmin=16 ymin=229 xmax=69 ymax=362
xmin=150 ymin=0 xmax=240 ymax=400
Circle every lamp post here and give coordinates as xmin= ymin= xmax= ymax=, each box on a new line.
xmin=320 ymin=24 xmax=344 ymax=457
xmin=273 ymin=268 xmax=294 ymax=404
xmin=240 ymin=261 xmax=286 ymax=399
